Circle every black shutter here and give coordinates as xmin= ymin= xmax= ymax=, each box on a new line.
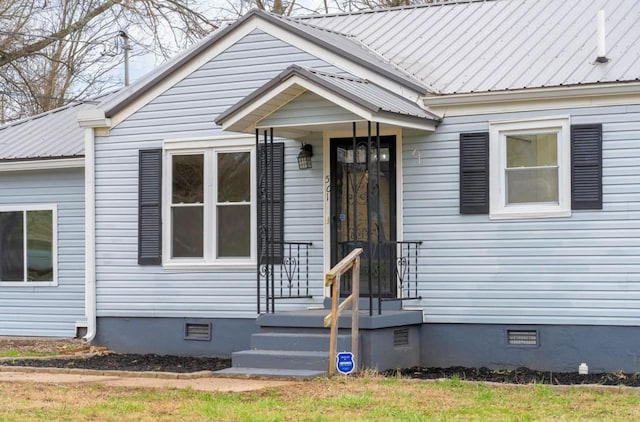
xmin=138 ymin=149 xmax=162 ymax=265
xmin=258 ymin=142 xmax=284 ymax=263
xmin=571 ymin=124 xmax=602 ymax=210
xmin=460 ymin=132 xmax=489 ymax=214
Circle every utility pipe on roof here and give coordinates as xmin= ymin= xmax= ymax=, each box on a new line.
xmin=596 ymin=10 xmax=609 ymax=63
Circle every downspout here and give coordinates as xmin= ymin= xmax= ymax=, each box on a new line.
xmin=77 ymin=110 xmax=111 ymax=343
xmin=82 ymin=125 xmax=96 ymax=342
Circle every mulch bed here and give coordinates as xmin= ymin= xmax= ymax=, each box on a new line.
xmin=0 ymin=354 xmax=231 ymax=373
xmin=3 ymin=354 xmax=639 ymax=386
xmin=385 ymin=366 xmax=640 ymax=387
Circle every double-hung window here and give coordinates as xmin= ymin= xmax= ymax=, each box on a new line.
xmin=164 ymin=143 xmax=255 ymax=267
xmin=0 ymin=205 xmax=56 ymax=285
xmin=489 ymin=116 xmax=571 ymax=219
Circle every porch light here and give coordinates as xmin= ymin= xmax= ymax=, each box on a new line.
xmin=297 ymin=143 xmax=313 ymax=170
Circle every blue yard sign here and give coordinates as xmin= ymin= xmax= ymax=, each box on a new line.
xmin=336 ymin=352 xmax=355 ymax=375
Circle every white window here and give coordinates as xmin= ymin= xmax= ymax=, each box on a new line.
xmin=0 ymin=205 xmax=57 ymax=285
xmin=489 ymin=116 xmax=571 ymax=219
xmin=163 ymin=141 xmax=256 ymax=267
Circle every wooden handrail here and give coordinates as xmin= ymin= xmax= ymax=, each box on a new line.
xmin=324 ymin=247 xmax=363 ymax=376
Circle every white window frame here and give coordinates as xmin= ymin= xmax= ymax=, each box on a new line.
xmin=489 ymin=116 xmax=571 ymax=219
xmin=0 ymin=204 xmax=58 ymax=287
xmin=162 ymin=136 xmax=256 ymax=269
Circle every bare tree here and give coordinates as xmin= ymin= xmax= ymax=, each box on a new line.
xmin=0 ymin=0 xmax=215 ymax=123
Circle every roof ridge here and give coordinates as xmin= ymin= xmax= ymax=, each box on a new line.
xmin=0 ymin=89 xmax=119 ymax=131
xmin=0 ymin=101 xmax=85 ymax=131
xmin=270 ymin=12 xmax=355 ymax=37
xmin=295 ymin=0 xmax=495 ymax=20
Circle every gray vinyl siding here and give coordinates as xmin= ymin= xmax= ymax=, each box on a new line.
xmin=94 ymin=30 xmax=329 ymax=319
xmin=0 ymin=168 xmax=85 ymax=337
xmin=259 ymin=92 xmax=361 ymax=127
xmin=404 ymin=104 xmax=640 ymax=326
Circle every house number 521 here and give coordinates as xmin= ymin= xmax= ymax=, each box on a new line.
xmin=325 ymin=175 xmax=331 ymax=201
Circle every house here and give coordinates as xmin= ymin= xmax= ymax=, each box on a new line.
xmin=4 ymin=0 xmax=640 ymax=374
xmin=0 ymin=100 xmax=91 ymax=337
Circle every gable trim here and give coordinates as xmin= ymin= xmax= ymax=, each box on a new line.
xmin=218 ymin=68 xmax=437 ymax=134
xmin=104 ymin=11 xmax=426 ymax=130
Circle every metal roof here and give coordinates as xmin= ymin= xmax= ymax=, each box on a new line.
xmin=215 ymin=65 xmax=438 ymax=134
xmin=0 ymin=91 xmax=116 ymax=161
xmin=216 ymin=65 xmax=438 ymax=126
xmin=265 ymin=13 xmax=428 ymax=92
xmin=301 ymin=0 xmax=640 ymax=94
xmin=302 ymin=67 xmax=438 ymax=119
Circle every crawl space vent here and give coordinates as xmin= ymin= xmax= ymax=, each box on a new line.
xmin=184 ymin=323 xmax=211 ymax=341
xmin=393 ymin=328 xmax=409 ymax=347
xmin=507 ymin=330 xmax=538 ymax=346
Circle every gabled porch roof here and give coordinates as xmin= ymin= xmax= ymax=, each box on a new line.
xmin=215 ymin=65 xmax=440 ymax=137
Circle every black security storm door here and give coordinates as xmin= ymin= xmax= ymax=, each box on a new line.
xmin=330 ymin=135 xmax=397 ymax=298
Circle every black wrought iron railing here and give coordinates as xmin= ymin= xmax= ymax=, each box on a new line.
xmin=337 ymin=240 xmax=423 ymax=314
xmin=258 ymin=241 xmax=312 ymax=313
xmin=385 ymin=240 xmax=423 ymax=303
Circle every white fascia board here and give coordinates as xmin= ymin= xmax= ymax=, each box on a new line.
xmin=77 ymin=109 xmax=111 ymax=128
xmin=222 ymin=77 xmax=377 ymax=132
xmin=0 ymin=157 xmax=84 ymax=172
xmin=108 ymin=15 xmax=424 ymax=130
xmin=373 ymin=112 xmax=436 ymax=132
xmin=423 ymin=82 xmax=640 ymax=116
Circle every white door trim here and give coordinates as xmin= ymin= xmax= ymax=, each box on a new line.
xmin=321 ymin=126 xmax=403 ymax=298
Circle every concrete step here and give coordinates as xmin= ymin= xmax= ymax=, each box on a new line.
xmin=232 ymin=349 xmax=328 ymax=371
xmin=251 ymin=332 xmax=355 ymax=352
xmin=215 ymin=367 xmax=326 ymax=380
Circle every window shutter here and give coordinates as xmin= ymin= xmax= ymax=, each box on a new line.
xmin=571 ymin=124 xmax=602 ymax=210
xmin=138 ymin=149 xmax=162 ymax=265
xmin=460 ymin=132 xmax=489 ymax=214
xmin=258 ymin=142 xmax=284 ymax=263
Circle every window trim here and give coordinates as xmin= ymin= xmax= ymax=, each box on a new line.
xmin=489 ymin=116 xmax=571 ymax=219
xmin=0 ymin=204 xmax=58 ymax=287
xmin=162 ymin=142 xmax=256 ymax=269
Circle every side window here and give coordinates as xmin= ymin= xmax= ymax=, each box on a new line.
xmin=459 ymin=120 xmax=602 ymax=217
xmin=489 ymin=116 xmax=571 ymax=219
xmin=0 ymin=207 xmax=56 ymax=284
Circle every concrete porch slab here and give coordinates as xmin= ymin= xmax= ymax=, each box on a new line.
xmin=257 ymin=309 xmax=423 ymax=330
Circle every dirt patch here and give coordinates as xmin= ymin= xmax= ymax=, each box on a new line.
xmin=386 ymin=366 xmax=640 ymax=387
xmin=0 ymin=337 xmax=230 ymax=373
xmin=0 ymin=337 xmax=83 ymax=355
xmin=1 ymin=353 xmax=231 ymax=373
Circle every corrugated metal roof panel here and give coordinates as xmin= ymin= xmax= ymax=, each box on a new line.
xmin=0 ymin=91 xmax=116 ymax=161
xmin=306 ymin=69 xmax=435 ymax=119
xmin=301 ymin=0 xmax=640 ymax=93
xmin=268 ymin=14 xmax=429 ymax=92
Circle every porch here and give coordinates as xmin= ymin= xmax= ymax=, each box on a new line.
xmin=214 ymin=65 xmax=440 ymax=376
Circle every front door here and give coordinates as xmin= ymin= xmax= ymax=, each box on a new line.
xmin=330 ymin=136 xmax=396 ymax=297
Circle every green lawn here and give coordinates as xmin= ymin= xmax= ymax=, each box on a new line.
xmin=1 ymin=375 xmax=639 ymax=421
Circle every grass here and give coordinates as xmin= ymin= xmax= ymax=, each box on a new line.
xmin=0 ymin=350 xmax=58 ymax=358
xmin=1 ymin=374 xmax=640 ymax=421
